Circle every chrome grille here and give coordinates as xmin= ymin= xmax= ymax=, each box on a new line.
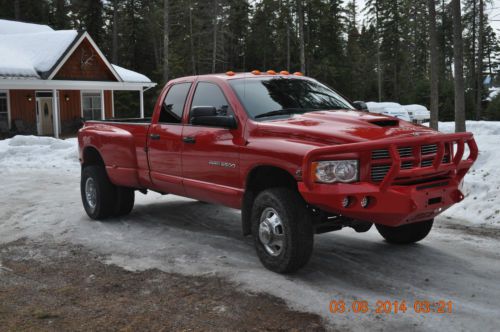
xmin=421 ymin=159 xmax=434 ymax=167
xmin=398 ymin=147 xmax=413 ymax=158
xmin=371 ymin=165 xmax=391 ymax=182
xmin=372 ymin=149 xmax=390 ymax=160
xmin=421 ymin=144 xmax=438 ymax=155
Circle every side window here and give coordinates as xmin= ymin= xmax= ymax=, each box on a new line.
xmin=190 ymin=82 xmax=233 ymax=124
xmin=159 ymin=83 xmax=191 ymax=123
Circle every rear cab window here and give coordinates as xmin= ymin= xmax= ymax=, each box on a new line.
xmin=159 ymin=82 xmax=192 ymax=124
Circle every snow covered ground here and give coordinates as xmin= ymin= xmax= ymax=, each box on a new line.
xmin=1 ymin=122 xmax=500 ymax=331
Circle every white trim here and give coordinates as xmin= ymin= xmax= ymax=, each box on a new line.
xmin=139 ymin=88 xmax=144 ymax=118
xmin=52 ymin=89 xmax=60 ymax=138
xmin=0 ymin=89 xmax=10 ymax=129
xmin=111 ymin=90 xmax=115 ymax=118
xmin=47 ymin=32 xmax=123 ymax=82
xmin=0 ymin=79 xmax=155 ymax=91
xmin=101 ymin=89 xmax=105 ymax=120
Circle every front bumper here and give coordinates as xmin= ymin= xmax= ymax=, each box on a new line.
xmin=300 ymin=132 xmax=478 ymax=227
xmin=299 ymin=178 xmax=464 ymax=226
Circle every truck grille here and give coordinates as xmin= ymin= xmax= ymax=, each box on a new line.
xmin=370 ymin=143 xmax=451 ymax=182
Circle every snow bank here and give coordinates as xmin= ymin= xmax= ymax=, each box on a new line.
xmin=0 ymin=136 xmax=78 ymax=171
xmin=438 ymin=121 xmax=500 ymax=227
xmin=113 ymin=64 xmax=152 ymax=83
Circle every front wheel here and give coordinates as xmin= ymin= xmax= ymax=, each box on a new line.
xmin=376 ymin=219 xmax=433 ymax=244
xmin=251 ymin=188 xmax=314 ymax=273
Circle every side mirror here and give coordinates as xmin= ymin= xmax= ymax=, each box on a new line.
xmin=352 ymin=101 xmax=368 ymax=112
xmin=191 ymin=106 xmax=217 ymax=118
xmin=191 ymin=107 xmax=237 ymax=129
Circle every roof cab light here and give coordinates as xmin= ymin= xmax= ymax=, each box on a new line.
xmin=226 ymin=71 xmax=235 ymax=76
xmin=280 ymin=70 xmax=290 ymax=75
xmin=293 ymin=71 xmax=304 ymax=76
xmin=251 ymin=70 xmax=261 ymax=75
xmin=267 ymin=70 xmax=277 ymax=75
xmin=312 ymin=160 xmax=359 ymax=184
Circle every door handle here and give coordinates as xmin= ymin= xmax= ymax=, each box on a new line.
xmin=182 ymin=136 xmax=196 ymax=144
xmin=150 ymin=133 xmax=161 ymax=140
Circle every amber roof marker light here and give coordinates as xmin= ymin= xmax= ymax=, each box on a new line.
xmin=280 ymin=70 xmax=290 ymax=75
xmin=293 ymin=71 xmax=304 ymax=76
xmin=266 ymin=70 xmax=277 ymax=75
xmin=251 ymin=70 xmax=261 ymax=75
xmin=226 ymin=71 xmax=235 ymax=76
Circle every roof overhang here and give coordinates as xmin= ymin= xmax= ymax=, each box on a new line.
xmin=0 ymin=78 xmax=156 ymax=91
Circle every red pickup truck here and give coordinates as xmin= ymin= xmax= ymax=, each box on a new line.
xmin=78 ymin=71 xmax=478 ymax=273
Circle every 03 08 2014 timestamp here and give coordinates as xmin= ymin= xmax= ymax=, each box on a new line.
xmin=329 ymin=300 xmax=453 ymax=315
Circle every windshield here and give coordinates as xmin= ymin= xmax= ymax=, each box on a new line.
xmin=229 ymin=77 xmax=353 ymax=119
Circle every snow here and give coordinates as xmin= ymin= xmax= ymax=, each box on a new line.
xmin=366 ymin=101 xmax=411 ymax=121
xmin=0 ymin=125 xmax=500 ymax=330
xmin=486 ymin=87 xmax=500 ymax=101
xmin=0 ymin=30 xmax=78 ymax=78
xmin=403 ymin=104 xmax=430 ymax=121
xmin=0 ymin=19 xmax=53 ymax=35
xmin=437 ymin=121 xmax=500 ymax=228
xmin=113 ymin=64 xmax=152 ymax=83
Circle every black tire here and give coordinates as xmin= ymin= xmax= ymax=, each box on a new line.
xmin=376 ymin=219 xmax=434 ymax=244
xmin=81 ymin=165 xmax=117 ymax=220
xmin=251 ymin=188 xmax=314 ymax=273
xmin=114 ymin=187 xmax=135 ymax=217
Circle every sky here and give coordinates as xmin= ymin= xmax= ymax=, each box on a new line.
xmin=355 ymin=0 xmax=500 ymax=34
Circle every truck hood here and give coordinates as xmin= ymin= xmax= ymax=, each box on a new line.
xmin=254 ymin=110 xmax=437 ymax=145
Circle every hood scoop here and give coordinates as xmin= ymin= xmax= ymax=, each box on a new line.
xmin=368 ymin=119 xmax=399 ymax=127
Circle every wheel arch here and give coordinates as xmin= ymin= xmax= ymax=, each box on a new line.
xmin=242 ymin=165 xmax=298 ymax=236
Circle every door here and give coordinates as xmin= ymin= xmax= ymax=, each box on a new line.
xmin=37 ymin=98 xmax=53 ymax=136
xmin=182 ymin=81 xmax=241 ymax=207
xmin=147 ymin=82 xmax=192 ymax=195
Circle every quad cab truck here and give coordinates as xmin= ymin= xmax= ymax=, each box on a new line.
xmin=78 ymin=71 xmax=478 ymax=273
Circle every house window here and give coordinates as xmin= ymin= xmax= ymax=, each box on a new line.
xmin=0 ymin=92 xmax=8 ymax=129
xmin=82 ymin=92 xmax=102 ymax=120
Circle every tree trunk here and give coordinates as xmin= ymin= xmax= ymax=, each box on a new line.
xmin=451 ymin=0 xmax=466 ymax=132
xmin=475 ymin=0 xmax=484 ymax=120
xmin=112 ymin=0 xmax=119 ymax=64
xmin=376 ymin=0 xmax=382 ymax=102
xmin=428 ymin=0 xmax=439 ymax=130
xmin=212 ymin=0 xmax=218 ymax=73
xmin=297 ymin=0 xmax=305 ymax=73
xmin=163 ymin=0 xmax=169 ymax=82
xmin=188 ymin=0 xmax=196 ymax=75
xmin=14 ymin=0 xmax=20 ymax=20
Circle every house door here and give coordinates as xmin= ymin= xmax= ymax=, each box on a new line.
xmin=37 ymin=98 xmax=53 ymax=136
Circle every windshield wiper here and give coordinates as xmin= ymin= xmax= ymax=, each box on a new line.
xmin=254 ymin=108 xmax=318 ymax=119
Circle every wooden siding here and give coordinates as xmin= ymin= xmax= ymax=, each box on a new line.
xmin=104 ymin=90 xmax=113 ymax=118
xmin=9 ymin=90 xmax=37 ymax=133
xmin=53 ymin=38 xmax=117 ymax=81
xmin=59 ymin=90 xmax=81 ymax=122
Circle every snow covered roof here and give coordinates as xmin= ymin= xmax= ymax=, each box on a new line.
xmin=0 ymin=19 xmax=53 ymax=34
xmin=0 ymin=19 xmax=153 ymax=85
xmin=112 ymin=65 xmax=151 ymax=83
xmin=0 ymin=30 xmax=79 ymax=78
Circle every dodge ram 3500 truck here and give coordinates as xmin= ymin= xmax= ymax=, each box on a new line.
xmin=78 ymin=71 xmax=478 ymax=273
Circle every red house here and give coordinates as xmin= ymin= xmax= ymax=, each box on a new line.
xmin=0 ymin=19 xmax=156 ymax=138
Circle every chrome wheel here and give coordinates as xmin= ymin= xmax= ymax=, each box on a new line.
xmin=259 ymin=207 xmax=285 ymax=256
xmin=85 ymin=177 xmax=97 ymax=212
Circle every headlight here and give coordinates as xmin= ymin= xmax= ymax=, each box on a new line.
xmin=312 ymin=160 xmax=359 ymax=183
